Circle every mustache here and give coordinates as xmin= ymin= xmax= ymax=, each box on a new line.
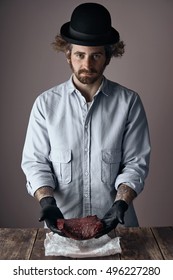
xmin=78 ymin=68 xmax=97 ymax=74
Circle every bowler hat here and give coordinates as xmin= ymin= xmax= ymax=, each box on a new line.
xmin=60 ymin=3 xmax=120 ymax=46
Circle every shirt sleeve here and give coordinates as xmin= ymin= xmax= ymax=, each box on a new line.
xmin=21 ymin=95 xmax=56 ymax=196
xmin=115 ymin=93 xmax=151 ymax=195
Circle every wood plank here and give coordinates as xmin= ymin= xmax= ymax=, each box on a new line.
xmin=0 ymin=228 xmax=37 ymax=260
xmin=1 ymin=227 xmax=171 ymax=260
xmin=83 ymin=253 xmax=120 ymax=260
xmin=30 ymin=228 xmax=73 ymax=259
xmin=116 ymin=227 xmax=163 ymax=260
xmin=151 ymin=227 xmax=173 ymax=260
xmin=83 ymin=255 xmax=120 ymax=260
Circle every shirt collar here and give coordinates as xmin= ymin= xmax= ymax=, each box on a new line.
xmin=101 ymin=76 xmax=110 ymax=97
xmin=66 ymin=75 xmax=110 ymax=97
xmin=66 ymin=76 xmax=76 ymax=94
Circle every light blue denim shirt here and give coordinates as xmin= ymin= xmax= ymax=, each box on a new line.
xmin=21 ymin=76 xmax=151 ymax=226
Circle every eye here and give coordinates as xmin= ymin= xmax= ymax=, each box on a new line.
xmin=92 ymin=54 xmax=102 ymax=60
xmin=75 ymin=53 xmax=85 ymax=59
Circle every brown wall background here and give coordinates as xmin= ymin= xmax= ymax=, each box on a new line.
xmin=0 ymin=0 xmax=173 ymax=227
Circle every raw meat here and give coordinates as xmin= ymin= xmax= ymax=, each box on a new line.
xmin=57 ymin=215 xmax=103 ymax=240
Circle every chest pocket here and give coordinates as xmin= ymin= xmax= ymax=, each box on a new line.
xmin=50 ymin=149 xmax=72 ymax=184
xmin=101 ymin=149 xmax=121 ymax=185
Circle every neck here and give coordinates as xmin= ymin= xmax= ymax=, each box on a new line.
xmin=72 ymin=75 xmax=103 ymax=102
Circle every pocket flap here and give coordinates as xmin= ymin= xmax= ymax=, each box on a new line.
xmin=50 ymin=149 xmax=71 ymax=163
xmin=102 ymin=149 xmax=121 ymax=164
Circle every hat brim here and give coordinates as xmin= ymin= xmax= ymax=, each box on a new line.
xmin=60 ymin=22 xmax=120 ymax=46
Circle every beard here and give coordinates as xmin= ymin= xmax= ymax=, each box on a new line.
xmin=69 ymin=62 xmax=107 ymax=85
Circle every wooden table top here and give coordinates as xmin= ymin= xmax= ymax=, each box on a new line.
xmin=0 ymin=227 xmax=173 ymax=260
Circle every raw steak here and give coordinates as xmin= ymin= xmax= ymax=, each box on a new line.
xmin=57 ymin=215 xmax=103 ymax=240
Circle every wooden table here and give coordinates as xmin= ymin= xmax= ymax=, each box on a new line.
xmin=0 ymin=227 xmax=173 ymax=260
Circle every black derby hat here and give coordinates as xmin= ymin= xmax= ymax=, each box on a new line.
xmin=60 ymin=3 xmax=120 ymax=46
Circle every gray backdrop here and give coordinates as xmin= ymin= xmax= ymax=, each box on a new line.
xmin=1 ymin=0 xmax=173 ymax=227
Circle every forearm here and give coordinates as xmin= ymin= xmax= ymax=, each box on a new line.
xmin=34 ymin=186 xmax=54 ymax=202
xmin=115 ymin=184 xmax=137 ymax=205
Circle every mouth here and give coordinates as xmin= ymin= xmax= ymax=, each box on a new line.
xmin=81 ymin=72 xmax=95 ymax=76
xmin=79 ymin=69 xmax=97 ymax=75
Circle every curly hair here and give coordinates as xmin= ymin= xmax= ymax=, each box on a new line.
xmin=52 ymin=35 xmax=125 ymax=59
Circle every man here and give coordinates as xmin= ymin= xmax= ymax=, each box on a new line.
xmin=21 ymin=3 xmax=151 ymax=237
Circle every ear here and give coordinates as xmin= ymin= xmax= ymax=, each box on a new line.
xmin=65 ymin=50 xmax=71 ymax=64
xmin=66 ymin=58 xmax=71 ymax=64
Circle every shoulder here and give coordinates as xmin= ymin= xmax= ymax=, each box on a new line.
xmin=103 ymin=78 xmax=142 ymax=107
xmin=105 ymin=78 xmax=139 ymax=98
xmin=33 ymin=79 xmax=73 ymax=109
xmin=40 ymin=79 xmax=70 ymax=100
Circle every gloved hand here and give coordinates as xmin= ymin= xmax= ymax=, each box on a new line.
xmin=95 ymin=200 xmax=128 ymax=238
xmin=39 ymin=196 xmax=65 ymax=235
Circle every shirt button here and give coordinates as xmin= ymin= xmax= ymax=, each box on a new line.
xmin=85 ymin=171 xmax=89 ymax=176
xmin=84 ymin=194 xmax=88 ymax=198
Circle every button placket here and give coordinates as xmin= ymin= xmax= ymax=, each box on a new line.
xmin=83 ymin=113 xmax=91 ymax=216
xmin=75 ymin=91 xmax=93 ymax=216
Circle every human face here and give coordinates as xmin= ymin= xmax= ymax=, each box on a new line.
xmin=69 ymin=45 xmax=108 ymax=85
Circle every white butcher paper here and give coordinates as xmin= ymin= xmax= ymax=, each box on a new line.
xmin=44 ymin=232 xmax=122 ymax=258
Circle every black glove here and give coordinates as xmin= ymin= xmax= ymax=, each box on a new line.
xmin=95 ymin=200 xmax=128 ymax=238
xmin=39 ymin=196 xmax=65 ymax=235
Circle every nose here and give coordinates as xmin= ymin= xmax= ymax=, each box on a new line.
xmin=83 ymin=56 xmax=93 ymax=69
